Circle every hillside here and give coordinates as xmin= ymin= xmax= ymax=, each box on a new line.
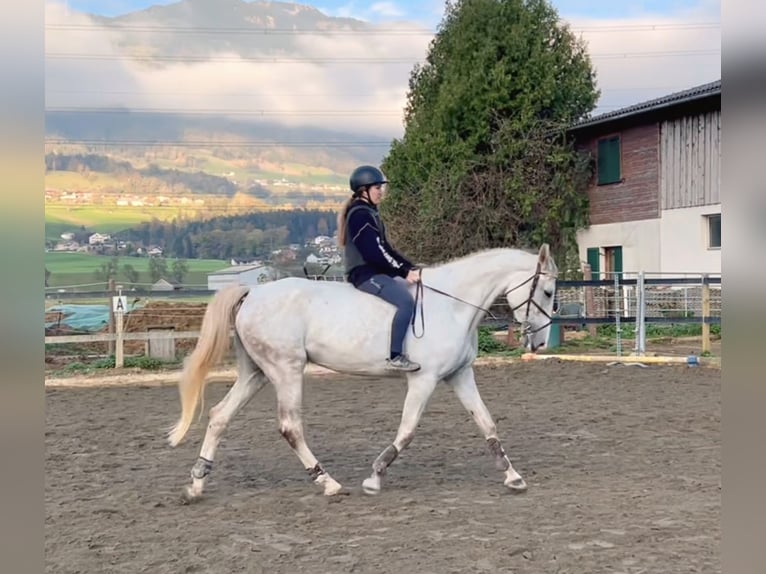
xmin=45 ymin=0 xmax=403 ymax=198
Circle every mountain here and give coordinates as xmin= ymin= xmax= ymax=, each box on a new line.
xmin=92 ymin=0 xmax=371 ymax=59
xmin=45 ymin=0 xmax=418 ymax=182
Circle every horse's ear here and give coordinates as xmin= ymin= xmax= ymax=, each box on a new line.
xmin=538 ymin=243 xmax=550 ymax=266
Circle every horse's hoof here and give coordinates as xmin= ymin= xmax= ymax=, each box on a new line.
xmin=181 ymin=485 xmax=201 ymax=504
xmin=323 ymin=481 xmax=344 ymax=496
xmin=505 ymin=477 xmax=527 ymax=493
xmin=362 ymin=476 xmax=381 ymax=495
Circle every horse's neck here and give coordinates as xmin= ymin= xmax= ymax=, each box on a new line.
xmin=425 ymin=249 xmax=534 ymax=329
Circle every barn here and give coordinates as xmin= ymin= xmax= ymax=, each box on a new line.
xmin=568 ymin=79 xmax=721 ymax=276
xmin=206 ymin=264 xmax=275 ymax=291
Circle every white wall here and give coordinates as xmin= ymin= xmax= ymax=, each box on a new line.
xmin=239 ymin=267 xmax=273 ymax=285
xmin=576 ymin=204 xmax=721 ymax=275
xmin=576 ymin=218 xmax=661 ymax=273
xmin=659 ymin=204 xmax=721 ymax=274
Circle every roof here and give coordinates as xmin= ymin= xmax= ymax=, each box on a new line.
xmin=208 ymin=264 xmax=267 ymax=276
xmin=569 ymin=79 xmax=720 ymax=132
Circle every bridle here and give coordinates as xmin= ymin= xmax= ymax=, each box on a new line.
xmin=411 ymin=262 xmax=556 ymax=339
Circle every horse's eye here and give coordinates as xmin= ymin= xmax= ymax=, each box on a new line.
xmin=543 ymin=290 xmax=553 ymax=298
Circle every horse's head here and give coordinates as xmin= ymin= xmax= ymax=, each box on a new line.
xmin=505 ymin=243 xmax=558 ymax=353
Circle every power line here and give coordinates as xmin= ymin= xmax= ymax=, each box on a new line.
xmin=44 ymin=85 xmax=690 ymax=96
xmin=44 ymin=22 xmax=721 ymax=34
xmin=44 ymin=139 xmax=392 ymax=147
xmin=45 ymin=50 xmax=720 ymax=63
xmin=46 ymin=107 xmax=403 ymax=116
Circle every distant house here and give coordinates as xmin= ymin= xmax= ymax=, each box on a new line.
xmin=207 ymin=264 xmax=275 ymax=291
xmin=230 ymin=258 xmax=261 ymax=266
xmin=88 ymin=233 xmax=111 ymax=245
xmin=568 ymin=79 xmax=721 ymax=276
xmin=151 ymin=278 xmax=180 ymax=292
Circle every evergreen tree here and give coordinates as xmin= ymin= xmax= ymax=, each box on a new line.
xmin=381 ymin=0 xmax=599 ymax=264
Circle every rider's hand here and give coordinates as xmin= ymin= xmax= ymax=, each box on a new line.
xmin=406 ymin=269 xmax=421 ymax=284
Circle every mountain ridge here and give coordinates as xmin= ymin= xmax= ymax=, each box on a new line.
xmin=46 ymin=0 xmax=411 ymax=180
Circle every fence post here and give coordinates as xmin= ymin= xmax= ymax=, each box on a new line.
xmin=613 ymin=272 xmax=622 ymax=356
xmin=107 ymin=278 xmax=116 ymax=356
xmin=115 ymin=286 xmax=125 ymax=368
xmin=582 ymin=264 xmax=597 ymax=338
xmin=701 ymin=274 xmax=711 ymax=354
xmin=635 ymin=271 xmax=646 ymax=356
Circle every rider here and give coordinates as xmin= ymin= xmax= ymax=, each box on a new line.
xmin=337 ymin=165 xmax=422 ymax=372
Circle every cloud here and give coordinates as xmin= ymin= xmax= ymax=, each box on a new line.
xmin=563 ymin=7 xmax=720 ymax=114
xmin=45 ymin=0 xmax=431 ymax=139
xmin=45 ymin=0 xmax=720 ymax=142
xmin=369 ymin=2 xmax=405 ymax=19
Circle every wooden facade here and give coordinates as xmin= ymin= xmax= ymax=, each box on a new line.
xmin=568 ymin=80 xmax=721 ymax=226
xmin=660 ymin=109 xmax=721 ymax=210
xmin=568 ymin=80 xmax=721 ymax=276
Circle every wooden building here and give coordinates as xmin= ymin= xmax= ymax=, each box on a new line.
xmin=568 ymin=80 xmax=721 ymax=276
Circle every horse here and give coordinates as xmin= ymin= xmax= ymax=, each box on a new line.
xmin=167 ymin=244 xmax=558 ymax=502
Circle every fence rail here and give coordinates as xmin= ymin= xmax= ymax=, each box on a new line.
xmin=45 ymin=272 xmax=722 ymax=362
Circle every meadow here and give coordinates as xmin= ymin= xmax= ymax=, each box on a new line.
xmin=45 ymin=204 xmax=193 ymax=242
xmin=45 ymin=252 xmax=229 ymax=290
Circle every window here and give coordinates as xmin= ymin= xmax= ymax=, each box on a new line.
xmin=707 ymin=214 xmax=721 ymax=249
xmin=604 ymin=246 xmax=623 ymax=276
xmin=586 ymin=246 xmax=623 ymax=279
xmin=597 ymin=135 xmax=621 ymax=185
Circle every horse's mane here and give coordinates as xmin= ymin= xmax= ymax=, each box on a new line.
xmin=425 ymin=246 xmax=537 ymax=270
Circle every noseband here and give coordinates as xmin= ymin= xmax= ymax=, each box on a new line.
xmin=411 ymin=263 xmax=555 ymax=338
xmin=507 ymin=262 xmax=555 ymax=338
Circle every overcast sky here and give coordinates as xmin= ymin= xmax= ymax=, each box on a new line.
xmin=46 ymin=0 xmax=721 ymax=139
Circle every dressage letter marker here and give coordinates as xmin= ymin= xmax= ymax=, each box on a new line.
xmin=112 ymin=296 xmax=127 ymax=313
xmin=112 ymin=294 xmax=127 ymax=368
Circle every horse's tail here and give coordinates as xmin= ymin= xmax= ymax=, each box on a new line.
xmin=167 ymin=285 xmax=250 ymax=447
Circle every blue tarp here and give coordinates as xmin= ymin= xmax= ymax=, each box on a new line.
xmin=45 ymin=303 xmax=143 ymax=332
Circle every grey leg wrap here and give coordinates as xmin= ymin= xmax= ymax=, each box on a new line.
xmin=487 ymin=437 xmax=511 ymax=470
xmin=307 ymin=463 xmax=326 ymax=481
xmin=191 ymin=457 xmax=213 ymax=479
xmin=372 ymin=444 xmax=400 ymax=474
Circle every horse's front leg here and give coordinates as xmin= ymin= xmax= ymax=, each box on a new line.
xmin=448 ymin=366 xmax=527 ymax=492
xmin=362 ymin=374 xmax=438 ymax=495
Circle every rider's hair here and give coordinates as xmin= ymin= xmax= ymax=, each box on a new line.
xmin=336 ymin=195 xmax=355 ymax=246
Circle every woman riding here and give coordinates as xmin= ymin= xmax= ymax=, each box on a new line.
xmin=336 ymin=165 xmax=421 ymax=372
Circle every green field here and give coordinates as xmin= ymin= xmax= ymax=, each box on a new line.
xmin=45 ymin=252 xmax=229 ymax=290
xmin=45 ymin=204 xmax=190 ymax=241
xmin=46 ymin=170 xmax=125 ymax=191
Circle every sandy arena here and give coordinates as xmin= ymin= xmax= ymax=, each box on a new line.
xmin=45 ymin=360 xmax=720 ymax=573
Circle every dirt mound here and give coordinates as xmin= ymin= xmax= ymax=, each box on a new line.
xmin=119 ymin=301 xmax=208 ymax=354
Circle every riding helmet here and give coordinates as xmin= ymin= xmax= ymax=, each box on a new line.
xmin=349 ymin=165 xmax=387 ymax=194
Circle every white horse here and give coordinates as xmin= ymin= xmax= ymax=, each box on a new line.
xmin=168 ymin=244 xmax=558 ymax=502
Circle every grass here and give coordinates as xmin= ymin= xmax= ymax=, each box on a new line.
xmin=46 ymin=170 xmax=126 ymax=191
xmin=47 ymin=355 xmax=183 ymax=377
xmin=596 ymin=323 xmax=721 ymax=339
xmin=45 ymin=204 xmax=189 ymax=241
xmin=45 ymin=252 xmax=229 ymax=289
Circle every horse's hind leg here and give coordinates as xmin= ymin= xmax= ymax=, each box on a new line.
xmin=182 ymin=337 xmax=267 ymax=503
xmin=448 ymin=366 xmax=527 ymax=492
xmin=267 ymin=366 xmax=343 ymax=496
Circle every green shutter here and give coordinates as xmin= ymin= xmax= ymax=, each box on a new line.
xmin=612 ymin=246 xmax=623 ymax=276
xmin=597 ymin=136 xmax=621 ymax=185
xmin=586 ymin=247 xmax=600 ymax=279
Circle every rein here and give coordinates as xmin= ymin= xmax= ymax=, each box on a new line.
xmin=410 ymin=264 xmax=554 ymax=339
